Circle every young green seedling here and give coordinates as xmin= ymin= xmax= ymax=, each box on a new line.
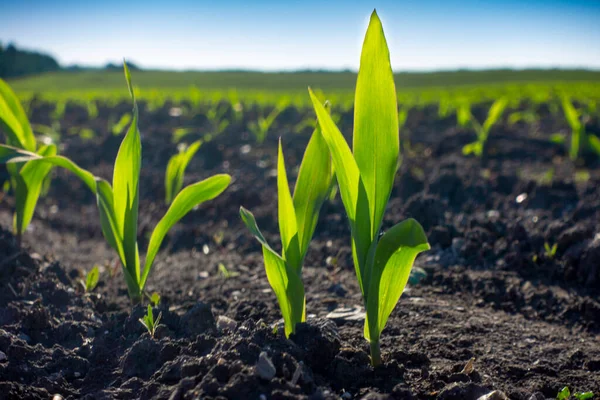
xmin=139 ymin=305 xmax=162 ymax=338
xmin=81 ymin=265 xmax=100 ymax=293
xmin=92 ymin=63 xmax=231 ymax=303
xmin=1 ymin=63 xmax=231 ymax=304
xmin=248 ymin=99 xmax=288 ymax=144
xmin=462 ymin=97 xmax=508 ymax=157
xmin=165 ymin=140 xmax=202 ymax=204
xmin=561 ymin=97 xmax=600 ymax=161
xmin=308 ymin=11 xmax=430 ymax=366
xmin=0 ymin=78 xmax=72 ymax=245
xmin=240 ymin=115 xmax=333 ymax=337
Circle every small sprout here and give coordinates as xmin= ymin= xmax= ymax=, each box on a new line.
xmin=82 ymin=265 xmax=100 ymax=293
xmin=218 ymin=263 xmax=239 ymax=279
xmin=544 ymin=242 xmax=558 ymax=258
xmin=139 ymin=305 xmax=162 ymax=338
xmin=557 ymin=387 xmax=570 ymax=400
xmin=149 ymin=292 xmax=161 ymax=306
xmin=574 ymin=392 xmax=594 ymax=400
xmin=462 ymin=97 xmax=508 ymax=158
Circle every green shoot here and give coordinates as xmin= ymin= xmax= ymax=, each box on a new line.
xmin=0 ymin=78 xmax=69 ymax=245
xmin=111 ymin=112 xmax=132 ymax=136
xmin=139 ymin=305 xmax=162 ymax=338
xmin=92 ymin=62 xmax=231 ymax=303
xmin=544 ymin=242 xmax=558 ymax=258
xmin=248 ymin=100 xmax=288 ymax=144
xmin=81 ymin=265 xmax=100 ymax=293
xmin=308 ymin=11 xmax=430 ymax=367
xmin=561 ymin=97 xmax=600 ymax=161
xmin=218 ymin=262 xmax=239 ymax=279
xmin=462 ymin=97 xmax=508 ymax=157
xmin=557 ymin=387 xmax=570 ymax=400
xmin=574 ymin=392 xmax=594 ymax=400
xmin=164 ymin=140 xmax=202 ymax=204
xmin=240 ymin=110 xmax=333 ymax=337
xmin=149 ymin=292 xmax=161 ymax=306
xmin=1 ymin=63 xmax=231 ymax=304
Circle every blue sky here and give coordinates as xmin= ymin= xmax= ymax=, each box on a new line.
xmin=2 ymin=0 xmax=599 ymax=71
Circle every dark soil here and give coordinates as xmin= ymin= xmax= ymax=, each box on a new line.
xmin=1 ymin=101 xmax=599 ymax=400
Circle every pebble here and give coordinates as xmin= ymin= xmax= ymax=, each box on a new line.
xmin=255 ymin=351 xmax=276 ymax=381
xmin=0 ymin=351 xmax=7 ymax=362
xmin=528 ymin=393 xmax=545 ymax=400
xmin=216 ymin=315 xmax=238 ymax=331
xmin=477 ymin=391 xmax=509 ymax=400
xmin=52 ymin=395 xmax=64 ymax=400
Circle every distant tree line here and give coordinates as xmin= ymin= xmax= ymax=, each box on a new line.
xmin=0 ymin=43 xmax=141 ymax=79
xmin=0 ymin=43 xmax=60 ymax=78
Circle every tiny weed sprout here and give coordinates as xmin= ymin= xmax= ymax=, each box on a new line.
xmin=82 ymin=265 xmax=100 ymax=293
xmin=544 ymin=242 xmax=558 ymax=258
xmin=139 ymin=305 xmax=162 ymax=338
xmin=309 ymin=11 xmax=430 ymax=366
xmin=94 ymin=63 xmax=231 ymax=303
xmin=462 ymin=97 xmax=508 ymax=157
xmin=149 ymin=292 xmax=161 ymax=306
xmin=556 ymin=387 xmax=594 ymax=400
xmin=240 ymin=113 xmax=333 ymax=337
xmin=165 ymin=140 xmax=202 ymax=204
xmin=561 ymin=97 xmax=600 ymax=161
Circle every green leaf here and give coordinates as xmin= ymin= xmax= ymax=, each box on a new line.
xmin=353 ymin=10 xmax=399 ymax=241
xmin=112 ymin=66 xmax=142 ymax=283
xmin=0 ymin=78 xmax=36 ymax=151
xmin=308 ymin=89 xmax=359 ymax=222
xmin=13 ymin=144 xmax=57 ymax=235
xmin=309 ymin=89 xmax=372 ymax=294
xmin=574 ymin=391 xmax=594 ymax=400
xmin=165 ymin=140 xmax=202 ymax=204
xmin=365 ymin=218 xmax=430 ymax=343
xmin=556 ymin=386 xmax=570 ymax=400
xmin=293 ymin=123 xmax=333 ymax=258
xmin=86 ymin=265 xmax=100 ymax=292
xmin=239 ymin=206 xmax=304 ymax=337
xmin=141 ymin=174 xmax=231 ymax=288
xmin=482 ymin=97 xmax=508 ymax=135
xmin=588 ymin=134 xmax=600 ymax=156
xmin=0 ymin=144 xmax=97 ymax=192
xmin=276 ymin=140 xmax=301 ymax=270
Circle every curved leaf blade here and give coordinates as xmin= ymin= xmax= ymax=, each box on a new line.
xmin=353 ymin=10 xmax=399 ymax=240
xmin=0 ymin=78 xmax=36 ymax=151
xmin=141 ymin=174 xmax=231 ymax=288
xmin=277 ymin=140 xmax=301 ymax=269
xmin=293 ymin=122 xmax=333 ymax=258
xmin=365 ymin=218 xmax=430 ymax=342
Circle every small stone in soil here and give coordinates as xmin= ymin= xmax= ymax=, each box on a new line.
xmin=477 ymin=391 xmax=509 ymax=400
xmin=216 ymin=315 xmax=237 ymax=331
xmin=255 ymin=351 xmax=276 ymax=381
xmin=528 ymin=393 xmax=545 ymax=400
xmin=0 ymin=350 xmax=7 ymax=362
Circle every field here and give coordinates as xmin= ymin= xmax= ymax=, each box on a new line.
xmin=1 ymin=65 xmax=600 ymax=400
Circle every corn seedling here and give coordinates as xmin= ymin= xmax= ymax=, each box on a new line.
xmin=309 ymin=11 xmax=430 ymax=366
xmin=544 ymin=242 xmax=558 ymax=258
xmin=556 ymin=387 xmax=594 ymax=400
xmin=80 ymin=265 xmax=100 ymax=293
xmin=561 ymin=97 xmax=600 ymax=161
xmin=240 ymin=111 xmax=333 ymax=337
xmin=149 ymin=292 xmax=161 ymax=306
xmin=462 ymin=97 xmax=508 ymax=157
xmin=248 ymin=100 xmax=288 ymax=144
xmin=90 ymin=64 xmax=231 ymax=303
xmin=165 ymin=140 xmax=202 ymax=204
xmin=1 ymin=63 xmax=231 ymax=304
xmin=139 ymin=305 xmax=162 ymax=338
xmin=205 ymin=103 xmax=230 ymax=136
xmin=0 ymin=78 xmax=63 ymax=244
xmin=111 ymin=112 xmax=132 ymax=136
